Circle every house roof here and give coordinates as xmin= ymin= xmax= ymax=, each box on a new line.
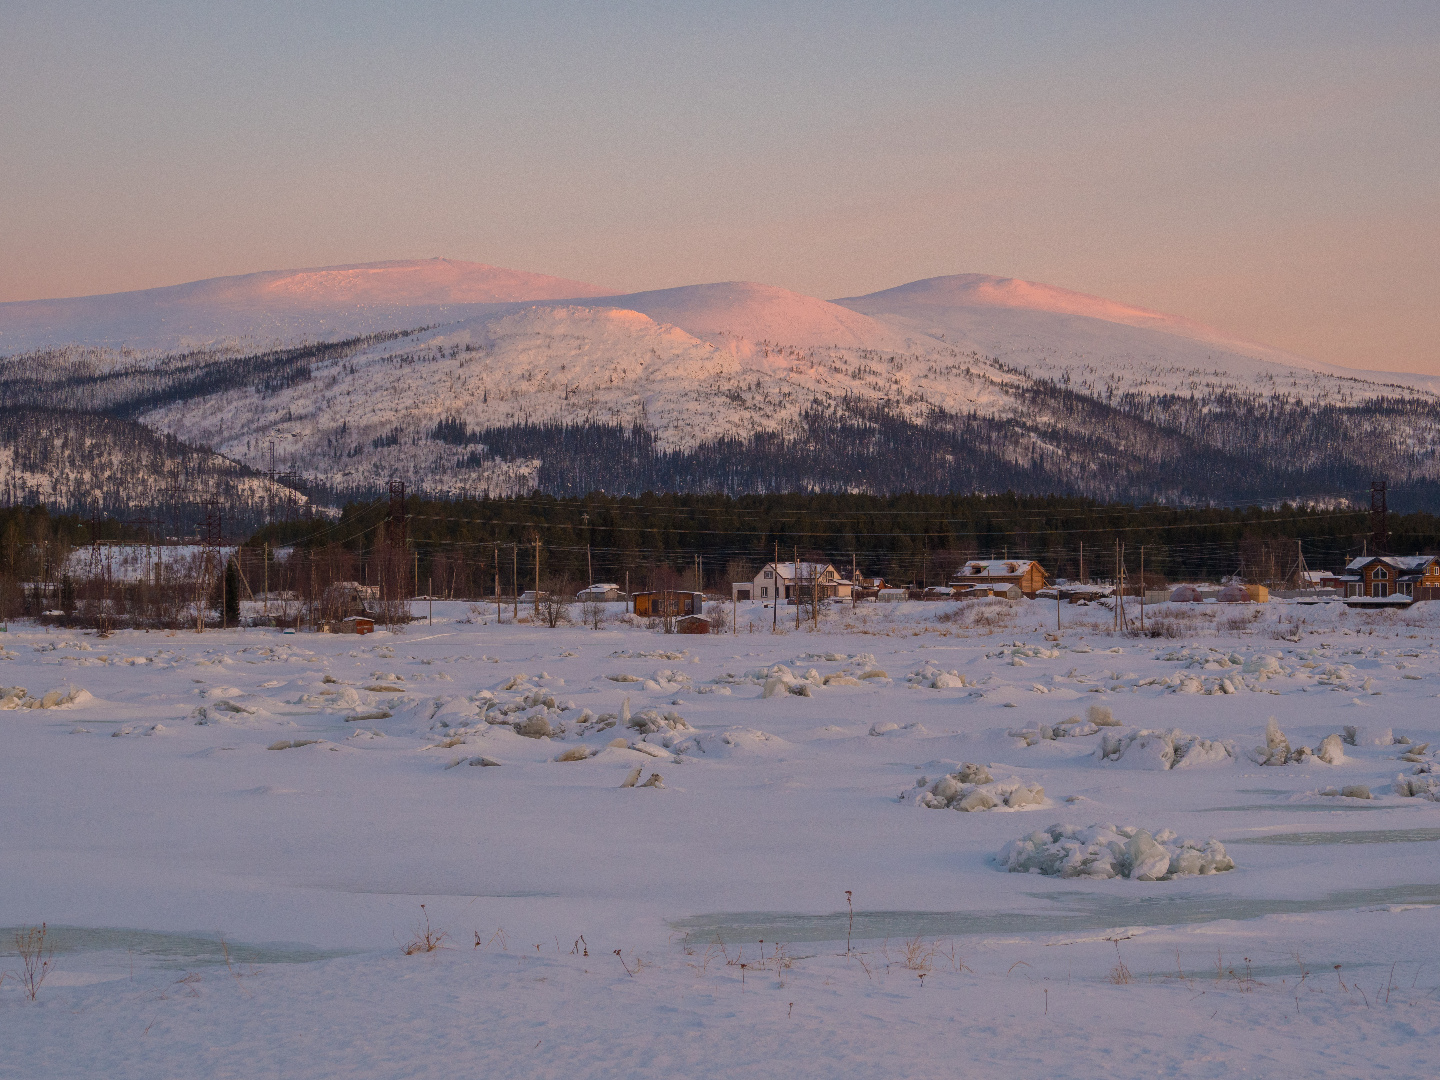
xmin=763 ymin=561 xmax=835 ymax=580
xmin=952 ymin=559 xmax=1039 ymax=578
xmin=1345 ymin=555 xmax=1437 ymax=574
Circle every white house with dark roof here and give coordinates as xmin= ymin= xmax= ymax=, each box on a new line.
xmin=733 ymin=561 xmax=852 ymax=603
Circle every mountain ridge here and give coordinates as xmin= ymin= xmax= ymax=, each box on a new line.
xmin=5 ymin=258 xmax=1440 ymax=513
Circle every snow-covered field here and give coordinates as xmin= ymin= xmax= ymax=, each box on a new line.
xmin=4 ymin=597 xmax=1440 ymax=1078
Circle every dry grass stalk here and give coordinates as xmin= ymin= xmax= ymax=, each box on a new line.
xmin=473 ymin=927 xmax=508 ymax=951
xmin=402 ymin=904 xmax=448 ymax=955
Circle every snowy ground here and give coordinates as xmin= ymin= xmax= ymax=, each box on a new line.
xmin=4 ymin=597 xmax=1440 ymax=1078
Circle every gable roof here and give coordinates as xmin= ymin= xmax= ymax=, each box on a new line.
xmin=1345 ymin=555 xmax=1437 ymax=574
xmin=762 ymin=561 xmax=836 ymax=580
xmin=952 ymin=559 xmax=1039 ymax=578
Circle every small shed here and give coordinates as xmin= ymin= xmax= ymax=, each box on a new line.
xmin=633 ymin=591 xmax=704 ymax=618
xmin=341 ymin=616 xmax=375 ymax=634
xmin=1245 ymin=584 xmax=1270 ymax=603
xmin=676 ymin=615 xmax=711 ymax=634
xmin=577 ymin=584 xmax=622 ymax=602
xmin=876 ymin=588 xmax=908 ymax=603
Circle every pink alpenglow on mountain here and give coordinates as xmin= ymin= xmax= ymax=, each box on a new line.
xmin=599 ymin=281 xmax=916 ymax=357
xmin=244 ymin=259 xmax=615 ymax=307
xmin=0 ymin=259 xmax=617 ymax=354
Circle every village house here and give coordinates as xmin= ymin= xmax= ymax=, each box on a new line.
xmin=1342 ymin=555 xmax=1440 ymax=600
xmin=733 ymin=562 xmax=852 ymax=603
xmin=950 ymin=558 xmax=1048 ymax=598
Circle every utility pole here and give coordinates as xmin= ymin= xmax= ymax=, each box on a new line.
xmin=1079 ymin=541 xmax=1085 ymax=585
xmin=199 ymin=502 xmax=222 ymax=634
xmin=1139 ymin=545 xmax=1145 ymax=633
xmin=512 ymin=543 xmax=518 ymax=621
xmin=1114 ymin=539 xmax=1122 ymax=633
xmin=533 ymin=533 xmax=541 ymax=620
xmin=773 ymin=542 xmax=778 ymax=632
xmin=582 ymin=513 xmax=592 ymax=585
xmin=795 ymin=546 xmax=801 ymax=631
xmin=495 ymin=543 xmax=501 ymax=620
xmin=428 ymin=576 xmax=433 ymax=626
xmin=1371 ymin=480 xmax=1389 ymax=554
xmin=388 ymin=480 xmax=407 ymax=630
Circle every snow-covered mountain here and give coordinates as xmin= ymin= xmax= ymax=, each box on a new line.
xmin=834 ymin=274 xmax=1440 ymax=400
xmin=4 ymin=260 xmax=1439 ymax=509
xmin=0 ymin=259 xmax=616 ymax=355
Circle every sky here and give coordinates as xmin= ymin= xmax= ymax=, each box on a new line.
xmin=2 ymin=0 xmax=1438 ymax=373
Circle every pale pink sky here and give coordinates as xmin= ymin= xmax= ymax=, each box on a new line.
xmin=2 ymin=2 xmax=1437 ymax=373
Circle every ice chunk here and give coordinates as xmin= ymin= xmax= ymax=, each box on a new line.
xmin=516 ymin=715 xmax=553 ymax=739
xmin=1126 ymin=831 xmax=1172 ymax=881
xmin=1317 ymin=734 xmax=1345 ymax=765
xmin=956 ymin=789 xmax=999 ymax=812
xmin=958 ymin=762 xmax=993 ymax=785
xmin=554 ymin=745 xmax=592 ymax=762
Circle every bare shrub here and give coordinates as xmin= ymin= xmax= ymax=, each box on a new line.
xmin=581 ymin=598 xmax=605 ymax=629
xmin=1139 ymin=615 xmax=1186 ymax=638
xmin=1218 ymin=608 xmax=1263 ymax=633
xmin=934 ymin=598 xmax=1014 ymax=630
xmin=539 ymin=582 xmax=573 ymax=628
xmin=13 ymin=923 xmax=54 ymax=1001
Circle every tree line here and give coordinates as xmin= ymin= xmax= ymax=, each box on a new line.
xmin=249 ymin=490 xmax=1430 ymax=598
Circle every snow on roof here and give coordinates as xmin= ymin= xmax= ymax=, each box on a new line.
xmin=1344 ymin=555 xmax=1436 ymax=573
xmin=952 ymin=559 xmax=1036 ymax=578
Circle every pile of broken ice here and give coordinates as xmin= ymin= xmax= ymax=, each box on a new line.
xmin=998 ymin=823 xmax=1235 ymax=879
xmin=1250 ymin=717 xmax=1345 ymax=766
xmin=917 ymin=762 xmax=1044 ymax=811
xmin=1099 ymin=728 xmax=1235 ymax=769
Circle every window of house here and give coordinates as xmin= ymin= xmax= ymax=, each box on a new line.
xmin=1372 ymin=582 xmax=1388 ymax=598
xmin=1374 ymin=567 xmax=1388 ymax=580
xmin=761 ymin=586 xmax=768 ymax=597
xmin=764 ymin=570 xmax=773 ymax=579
